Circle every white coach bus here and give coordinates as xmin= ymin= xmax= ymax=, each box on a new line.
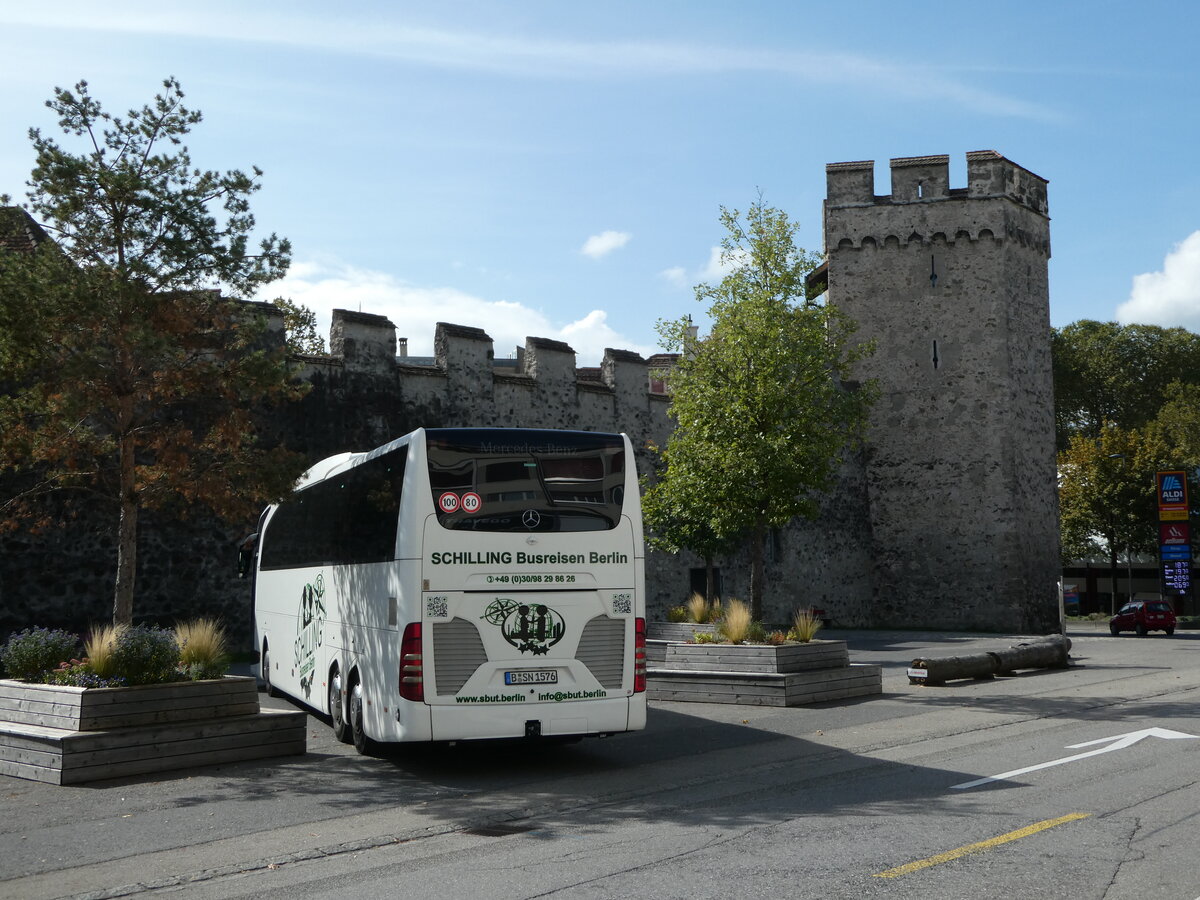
xmin=247 ymin=427 xmax=647 ymax=753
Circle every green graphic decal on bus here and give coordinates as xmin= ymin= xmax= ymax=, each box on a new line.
xmin=482 ymin=598 xmax=565 ymax=655
xmin=295 ymin=574 xmax=326 ymax=699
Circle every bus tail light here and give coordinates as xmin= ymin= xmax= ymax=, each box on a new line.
xmin=633 ymin=617 xmax=646 ymax=693
xmin=399 ymin=623 xmax=424 ymax=702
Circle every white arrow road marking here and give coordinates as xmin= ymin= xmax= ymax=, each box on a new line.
xmin=951 ymin=727 xmax=1198 ymax=791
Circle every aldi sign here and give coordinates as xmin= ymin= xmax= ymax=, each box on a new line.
xmin=1157 ymin=472 xmax=1192 ymax=595
xmin=1157 ymin=470 xmax=1189 ymax=515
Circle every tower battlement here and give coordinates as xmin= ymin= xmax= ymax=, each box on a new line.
xmin=826 ymin=150 xmax=1048 ymax=216
xmin=824 ymin=150 xmax=1050 ymax=257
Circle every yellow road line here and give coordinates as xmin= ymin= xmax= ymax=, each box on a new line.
xmin=873 ymin=813 xmax=1091 ymax=879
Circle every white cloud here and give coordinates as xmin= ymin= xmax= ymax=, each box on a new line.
xmin=661 ymin=246 xmax=748 ymax=290
xmin=659 ymin=266 xmax=687 ymax=287
xmin=0 ymin=5 xmax=1057 ymax=120
xmin=1116 ymin=231 xmax=1200 ymax=331
xmin=268 ymin=259 xmax=655 ymax=366
xmin=581 ymin=230 xmax=631 ymax=259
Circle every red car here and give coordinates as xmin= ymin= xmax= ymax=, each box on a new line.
xmin=1109 ymin=600 xmax=1176 ymax=636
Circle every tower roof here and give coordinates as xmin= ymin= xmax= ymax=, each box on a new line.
xmin=0 ymin=207 xmax=52 ymax=254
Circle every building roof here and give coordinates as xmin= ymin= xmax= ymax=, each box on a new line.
xmin=0 ymin=207 xmax=52 ymax=254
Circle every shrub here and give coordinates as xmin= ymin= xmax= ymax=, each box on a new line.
xmin=789 ymin=608 xmax=823 ymax=643
xmin=765 ymin=630 xmax=788 ymax=646
xmin=46 ymin=661 xmax=126 ymax=689
xmin=692 ymin=631 xmax=718 ymax=644
xmin=719 ymin=599 xmax=753 ymax=644
xmin=110 ymin=625 xmax=180 ymax=685
xmin=175 ymin=619 xmax=230 ymax=681
xmin=665 ymin=606 xmax=689 ymax=623
xmin=84 ymin=623 xmax=126 ymax=677
xmin=0 ymin=627 xmax=80 ymax=680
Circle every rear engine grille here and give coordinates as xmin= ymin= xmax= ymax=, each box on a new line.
xmin=576 ymin=616 xmax=626 ymax=689
xmin=432 ymin=618 xmax=487 ymax=695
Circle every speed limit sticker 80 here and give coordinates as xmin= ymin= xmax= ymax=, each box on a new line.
xmin=438 ymin=491 xmax=482 ymax=514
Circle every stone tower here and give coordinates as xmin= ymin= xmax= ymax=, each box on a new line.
xmin=822 ymin=151 xmax=1060 ymax=632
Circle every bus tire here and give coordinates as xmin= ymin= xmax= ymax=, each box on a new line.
xmin=329 ymin=667 xmax=351 ymax=744
xmin=350 ymin=679 xmax=376 ymax=756
xmin=261 ymin=643 xmax=278 ymax=698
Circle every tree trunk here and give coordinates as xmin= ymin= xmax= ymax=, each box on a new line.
xmin=1108 ymin=544 xmax=1119 ymax=616
xmin=749 ymin=519 xmax=766 ymax=621
xmin=113 ymin=430 xmax=137 ymax=625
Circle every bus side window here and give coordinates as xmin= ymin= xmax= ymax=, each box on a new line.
xmin=260 ymin=447 xmax=407 ymax=571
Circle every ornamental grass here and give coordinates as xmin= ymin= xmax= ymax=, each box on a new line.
xmin=84 ymin=623 xmax=126 ymax=677
xmin=175 ymin=618 xmax=230 ymax=681
xmin=789 ymin=608 xmax=824 ymax=643
xmin=719 ymin=599 xmax=753 ymax=644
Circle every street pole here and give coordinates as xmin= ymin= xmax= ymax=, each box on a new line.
xmin=1109 ymin=452 xmax=1129 ymax=611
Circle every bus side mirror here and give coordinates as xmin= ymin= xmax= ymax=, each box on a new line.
xmin=237 ymin=533 xmax=259 ymax=579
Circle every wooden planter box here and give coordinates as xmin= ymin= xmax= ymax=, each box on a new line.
xmin=647 ymin=639 xmax=881 ymax=707
xmin=660 ymin=639 xmax=850 ymax=673
xmin=647 ymin=622 xmax=717 ymax=642
xmin=0 ymin=676 xmax=306 ymax=785
xmin=0 ymin=676 xmax=262 ymax=730
xmin=648 ymin=665 xmax=883 ymax=707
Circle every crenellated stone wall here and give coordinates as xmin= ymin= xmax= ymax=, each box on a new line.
xmin=0 ymin=311 xmax=877 ymax=644
xmin=0 ymin=149 xmax=1060 ymax=643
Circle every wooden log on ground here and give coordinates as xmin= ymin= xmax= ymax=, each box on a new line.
xmin=907 ymin=653 xmax=996 ymax=685
xmin=909 ymin=635 xmax=1072 ymax=685
xmin=988 ymin=635 xmax=1072 ymax=674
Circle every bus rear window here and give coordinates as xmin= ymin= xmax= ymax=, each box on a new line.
xmin=427 ymin=429 xmax=626 ymax=532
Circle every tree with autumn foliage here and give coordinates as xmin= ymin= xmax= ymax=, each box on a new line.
xmin=0 ymin=77 xmax=306 ymax=625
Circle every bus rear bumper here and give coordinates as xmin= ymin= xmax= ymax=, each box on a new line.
xmin=425 ymin=695 xmax=647 ymax=742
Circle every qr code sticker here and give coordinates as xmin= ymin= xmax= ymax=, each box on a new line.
xmin=426 ymin=597 xmax=449 ymax=618
xmin=612 ymin=594 xmax=632 ymax=615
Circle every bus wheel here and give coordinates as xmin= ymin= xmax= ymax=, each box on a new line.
xmin=261 ymin=644 xmax=278 ymax=697
xmin=350 ymin=680 xmax=376 ymax=756
xmin=329 ymin=669 xmax=351 ymax=744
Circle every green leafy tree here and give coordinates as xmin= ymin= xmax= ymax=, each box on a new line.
xmin=647 ymin=200 xmax=874 ymax=619
xmin=270 ymin=296 xmax=327 ymax=355
xmin=1058 ymin=424 xmax=1173 ymax=609
xmin=1052 ymin=320 xmax=1200 ymax=451
xmin=1053 ymin=322 xmax=1200 ymax=586
xmin=1153 ymin=383 xmax=1200 ymax=470
xmin=641 ymin=439 xmax=741 ymax=603
xmin=0 ymin=77 xmax=305 ymax=625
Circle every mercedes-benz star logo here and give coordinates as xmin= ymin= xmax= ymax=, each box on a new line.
xmin=521 ymin=509 xmax=541 ymax=529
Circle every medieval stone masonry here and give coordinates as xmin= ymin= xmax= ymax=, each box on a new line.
xmin=823 ymin=151 xmax=1060 ymax=632
xmin=0 ymin=150 xmax=1060 ymax=640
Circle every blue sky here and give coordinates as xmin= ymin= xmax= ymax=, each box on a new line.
xmin=2 ymin=1 xmax=1198 ymax=364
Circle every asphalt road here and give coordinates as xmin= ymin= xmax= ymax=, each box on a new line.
xmin=2 ymin=624 xmax=1199 ymax=900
